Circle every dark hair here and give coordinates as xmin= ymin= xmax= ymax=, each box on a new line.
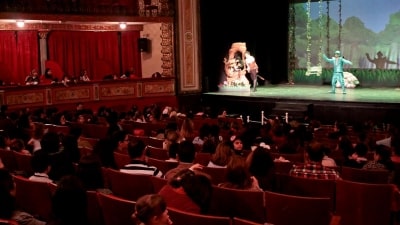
xmin=169 ymin=169 xmax=213 ymax=214
xmin=133 ymin=194 xmax=167 ymax=224
xmin=306 ymin=141 xmax=325 ymax=162
xmin=375 ymin=144 xmax=394 ymax=171
xmin=111 ymin=130 xmax=128 ymax=149
xmin=40 ymin=131 xmax=61 ymax=154
xmin=224 ymin=155 xmax=253 ymax=189
xmin=177 ymin=140 xmax=196 ymax=163
xmin=168 ymin=142 xmax=179 ymax=159
xmin=51 ymin=175 xmax=87 ymax=225
xmin=247 ymin=147 xmax=274 ymax=176
xmin=76 ymin=155 xmax=104 ymax=190
xmin=31 ymin=150 xmax=50 ymax=173
xmin=0 ymin=169 xmax=16 ymax=219
xmin=127 ymin=139 xmax=146 ymax=159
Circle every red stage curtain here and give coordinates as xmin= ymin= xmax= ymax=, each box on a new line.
xmin=120 ymin=31 xmax=142 ymax=77
xmin=0 ymin=31 xmax=39 ymax=84
xmin=48 ymin=31 xmax=142 ymax=81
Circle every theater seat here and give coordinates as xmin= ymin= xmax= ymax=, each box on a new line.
xmin=97 ymin=192 xmax=136 ymax=225
xmin=168 ymin=207 xmax=231 ymax=225
xmin=264 ymin=190 xmax=331 ymax=225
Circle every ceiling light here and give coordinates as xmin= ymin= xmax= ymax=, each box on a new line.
xmin=16 ymin=20 xmax=25 ymax=28
xmin=119 ymin=23 xmax=127 ymax=29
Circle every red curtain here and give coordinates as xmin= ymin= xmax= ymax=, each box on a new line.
xmin=120 ymin=31 xmax=142 ymax=77
xmin=0 ymin=31 xmax=39 ymax=84
xmin=47 ymin=30 xmax=141 ymax=81
xmin=0 ymin=30 xmax=141 ymax=83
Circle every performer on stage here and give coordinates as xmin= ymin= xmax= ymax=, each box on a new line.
xmin=245 ymin=51 xmax=259 ymax=92
xmin=323 ymin=50 xmax=353 ymax=94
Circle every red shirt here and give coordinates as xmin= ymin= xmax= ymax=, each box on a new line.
xmin=158 ymin=184 xmax=201 ymax=214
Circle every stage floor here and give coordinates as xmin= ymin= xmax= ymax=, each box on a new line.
xmin=205 ymin=84 xmax=400 ymax=104
xmin=201 ymin=84 xmax=400 ymax=124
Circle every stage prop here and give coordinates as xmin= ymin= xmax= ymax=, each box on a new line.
xmin=219 ymin=42 xmax=251 ymax=92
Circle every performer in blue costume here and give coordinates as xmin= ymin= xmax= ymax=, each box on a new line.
xmin=323 ymin=50 xmax=353 ymax=94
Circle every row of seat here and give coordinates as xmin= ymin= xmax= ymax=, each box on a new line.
xmin=15 ymin=171 xmax=392 ymax=225
xmin=100 ymin=167 xmax=394 ymax=225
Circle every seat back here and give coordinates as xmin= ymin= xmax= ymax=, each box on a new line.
xmin=79 ymin=136 xmax=99 ymax=149
xmin=208 ymin=185 xmax=266 ymax=223
xmin=232 ymin=217 xmax=264 ymax=225
xmin=81 ymin=124 xmax=108 ymax=139
xmin=13 ymin=151 xmax=34 ymax=177
xmin=12 ymin=175 xmax=53 ymax=221
xmin=335 ymin=179 xmax=392 ymax=225
xmin=0 ymin=148 xmax=17 ymax=172
xmin=340 ymin=166 xmax=391 ymax=184
xmin=113 ymin=151 xmax=131 ymax=169
xmin=146 ymin=145 xmax=169 ymax=160
xmin=270 ymin=152 xmax=305 ymax=163
xmin=193 ymin=152 xmax=211 ymax=166
xmin=146 ymin=157 xmax=178 ymax=174
xmin=264 ymin=191 xmax=331 ymax=225
xmin=201 ymin=166 xmax=228 ymax=185
xmin=273 ymin=161 xmax=294 ymax=174
xmin=167 ymin=207 xmax=231 ymax=225
xmin=392 ymin=161 xmax=400 ymax=187
xmin=0 ymin=219 xmax=19 ymax=225
xmin=97 ymin=192 xmax=136 ymax=225
xmin=102 ymin=168 xmax=154 ymax=201
xmin=146 ymin=137 xmax=164 ymax=148
xmin=149 ymin=175 xmax=168 ymax=193
xmin=275 ymin=173 xmax=337 ymax=212
xmin=86 ymin=190 xmax=104 ymax=225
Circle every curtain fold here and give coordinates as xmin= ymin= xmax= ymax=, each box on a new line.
xmin=0 ymin=30 xmax=141 ymax=83
xmin=121 ymin=31 xmax=142 ymax=77
xmin=48 ymin=30 xmax=141 ymax=81
xmin=0 ymin=31 xmax=39 ymax=84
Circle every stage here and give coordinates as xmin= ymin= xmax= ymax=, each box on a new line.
xmin=201 ymin=84 xmax=400 ymax=125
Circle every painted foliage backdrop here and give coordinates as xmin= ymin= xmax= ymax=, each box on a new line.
xmin=292 ymin=0 xmax=400 ymax=70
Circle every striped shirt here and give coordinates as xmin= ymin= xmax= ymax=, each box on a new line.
xmin=289 ymin=162 xmax=341 ymax=180
xmin=120 ymin=159 xmax=163 ymax=177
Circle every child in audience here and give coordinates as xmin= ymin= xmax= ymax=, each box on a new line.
xmin=133 ymin=194 xmax=173 ymax=225
xmin=0 ymin=169 xmax=46 ymax=225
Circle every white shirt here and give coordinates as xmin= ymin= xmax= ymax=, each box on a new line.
xmin=29 ymin=173 xmax=53 ymax=183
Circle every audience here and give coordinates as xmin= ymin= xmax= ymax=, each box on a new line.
xmin=76 ymin=154 xmax=104 ymax=190
xmin=207 ymin=141 xmax=232 ymax=168
xmin=289 ymin=141 xmax=341 ymax=180
xmin=25 ymin=69 xmax=40 ymax=85
xmin=133 ymin=194 xmax=173 ymax=225
xmin=164 ymin=140 xmax=208 ymax=180
xmin=48 ymin=175 xmax=88 ymax=225
xmin=0 ymin=169 xmax=46 ymax=225
xmin=1 ymin=102 xmax=399 ymax=224
xmin=29 ymin=150 xmax=53 ymax=183
xmin=159 ymin=168 xmax=213 ymax=214
xmin=246 ymin=146 xmax=276 ymax=191
xmin=120 ymin=139 xmax=163 ymax=177
xmin=218 ymin=155 xmax=262 ymax=191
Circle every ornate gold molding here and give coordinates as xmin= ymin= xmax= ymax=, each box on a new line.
xmin=160 ymin=22 xmax=174 ymax=77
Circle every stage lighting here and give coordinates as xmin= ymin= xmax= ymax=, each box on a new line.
xmin=16 ymin=21 xmax=25 ymax=28
xmin=119 ymin=23 xmax=127 ymax=29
